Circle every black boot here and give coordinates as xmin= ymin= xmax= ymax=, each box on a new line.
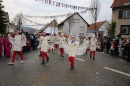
xmin=90 ymin=55 xmax=92 ymax=59
xmin=39 ymin=54 xmax=42 ymax=57
xmin=41 ymin=61 xmax=45 ymax=65
xmin=71 ymin=66 xmax=74 ymax=70
xmin=46 ymin=57 xmax=49 ymax=62
xmin=93 ymin=57 xmax=95 ymax=60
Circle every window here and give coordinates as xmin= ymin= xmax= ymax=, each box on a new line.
xmin=80 ymin=26 xmax=84 ymax=31
xmin=123 ymin=10 xmax=130 ymax=18
xmin=118 ymin=10 xmax=130 ymax=19
xmin=73 ymin=19 xmax=80 ymax=23
xmin=120 ymin=25 xmax=130 ymax=35
xmin=79 ymin=33 xmax=84 ymax=36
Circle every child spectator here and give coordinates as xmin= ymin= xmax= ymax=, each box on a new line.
xmin=110 ymin=39 xmax=116 ymax=56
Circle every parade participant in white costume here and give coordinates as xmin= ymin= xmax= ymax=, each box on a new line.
xmin=54 ymin=34 xmax=60 ymax=50
xmin=79 ymin=37 xmax=85 ymax=45
xmin=75 ymin=34 xmax=80 ymax=42
xmin=51 ymin=34 xmax=55 ymax=48
xmin=62 ymin=36 xmax=87 ymax=69
xmin=37 ymin=31 xmax=50 ymax=65
xmin=84 ymin=36 xmax=90 ymax=54
xmin=90 ymin=35 xmax=97 ymax=60
xmin=8 ymin=30 xmax=24 ymax=65
xmin=68 ymin=33 xmax=72 ymax=42
xmin=21 ymin=33 xmax=27 ymax=52
xmin=59 ymin=33 xmax=66 ymax=57
xmin=48 ymin=35 xmax=54 ymax=52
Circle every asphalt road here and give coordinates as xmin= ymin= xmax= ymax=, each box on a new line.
xmin=0 ymin=49 xmax=130 ymax=86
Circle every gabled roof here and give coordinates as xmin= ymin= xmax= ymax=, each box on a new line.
xmin=40 ymin=19 xmax=58 ymax=32
xmin=58 ymin=12 xmax=90 ymax=27
xmin=39 ymin=23 xmax=50 ymax=32
xmin=87 ymin=21 xmax=106 ymax=30
xmin=50 ymin=19 xmax=58 ymax=27
xmin=111 ymin=0 xmax=130 ymax=8
xmin=9 ymin=23 xmax=17 ymax=29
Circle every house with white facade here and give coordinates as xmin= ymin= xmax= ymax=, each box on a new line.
xmin=87 ymin=21 xmax=110 ymax=37
xmin=58 ymin=12 xmax=90 ymax=36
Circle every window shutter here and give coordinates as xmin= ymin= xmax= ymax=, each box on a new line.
xmin=118 ymin=10 xmax=123 ymax=19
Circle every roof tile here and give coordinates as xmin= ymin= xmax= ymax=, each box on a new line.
xmin=87 ymin=21 xmax=106 ymax=30
xmin=111 ymin=0 xmax=130 ymax=8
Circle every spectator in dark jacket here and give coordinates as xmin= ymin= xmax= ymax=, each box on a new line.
xmin=126 ymin=39 xmax=130 ymax=62
xmin=121 ymin=38 xmax=127 ymax=60
xmin=115 ymin=37 xmax=119 ymax=56
xmin=106 ymin=39 xmax=110 ymax=54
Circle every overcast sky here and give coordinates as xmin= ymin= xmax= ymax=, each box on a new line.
xmin=2 ymin=0 xmax=114 ymax=29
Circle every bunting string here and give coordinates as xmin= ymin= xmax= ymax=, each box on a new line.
xmin=23 ymin=16 xmax=45 ymax=26
xmin=25 ymin=10 xmax=87 ymax=19
xmin=24 ymin=25 xmax=46 ymax=26
xmin=34 ymin=0 xmax=95 ymax=10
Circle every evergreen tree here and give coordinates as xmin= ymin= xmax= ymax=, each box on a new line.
xmin=0 ymin=0 xmax=8 ymax=34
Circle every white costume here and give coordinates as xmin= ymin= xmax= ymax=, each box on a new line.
xmin=37 ymin=33 xmax=50 ymax=64
xmin=38 ymin=36 xmax=50 ymax=52
xmin=89 ymin=35 xmax=97 ymax=60
xmin=59 ymin=35 xmax=66 ymax=48
xmin=59 ymin=33 xmax=66 ymax=56
xmin=84 ymin=37 xmax=90 ymax=49
xmin=21 ymin=34 xmax=27 ymax=47
xmin=48 ymin=37 xmax=54 ymax=50
xmin=9 ymin=35 xmax=22 ymax=51
xmin=62 ymin=39 xmax=87 ymax=57
xmin=62 ymin=36 xmax=87 ymax=69
xmin=67 ymin=33 xmax=72 ymax=42
xmin=8 ymin=33 xmax=25 ymax=65
xmin=55 ymin=35 xmax=60 ymax=44
xmin=75 ymin=35 xmax=80 ymax=42
xmin=90 ymin=38 xmax=97 ymax=51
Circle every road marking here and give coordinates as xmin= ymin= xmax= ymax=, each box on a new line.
xmin=54 ymin=51 xmax=60 ymax=54
xmin=75 ymin=58 xmax=85 ymax=61
xmin=54 ymin=51 xmax=85 ymax=61
xmin=104 ymin=67 xmax=130 ymax=77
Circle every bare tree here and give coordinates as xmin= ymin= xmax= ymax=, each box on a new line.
xmin=64 ymin=12 xmax=75 ymax=35
xmin=50 ymin=19 xmax=58 ymax=34
xmin=89 ymin=0 xmax=101 ymax=35
xmin=13 ymin=12 xmax=26 ymax=31
xmin=53 ymin=19 xmax=58 ymax=34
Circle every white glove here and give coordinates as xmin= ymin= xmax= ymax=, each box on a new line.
xmin=8 ymin=34 xmax=11 ymax=37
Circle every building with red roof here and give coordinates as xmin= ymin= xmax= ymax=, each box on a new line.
xmin=87 ymin=21 xmax=110 ymax=37
xmin=111 ymin=0 xmax=130 ymax=38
